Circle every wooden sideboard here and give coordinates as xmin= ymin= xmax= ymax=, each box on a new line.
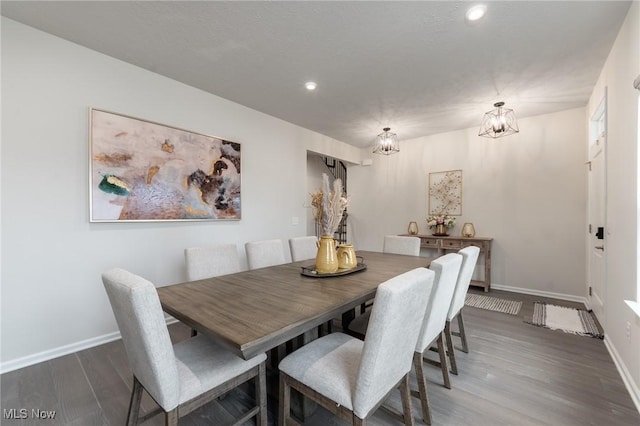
xmin=401 ymin=234 xmax=493 ymax=292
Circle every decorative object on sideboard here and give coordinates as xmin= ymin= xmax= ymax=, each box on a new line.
xmin=461 ymin=222 xmax=476 ymax=237
xmin=429 ymin=169 xmax=462 ymax=215
xmin=407 ymin=221 xmax=419 ymax=235
xmin=478 ymin=101 xmax=519 ymax=138
xmin=428 ymin=214 xmax=455 ymax=236
xmin=310 ymin=173 xmax=349 ymax=273
xmin=373 ymin=127 xmax=400 ymax=155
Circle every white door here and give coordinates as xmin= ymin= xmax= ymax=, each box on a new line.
xmin=588 ymin=101 xmax=606 ymax=324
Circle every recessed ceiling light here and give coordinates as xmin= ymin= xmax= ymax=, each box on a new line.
xmin=305 ymin=81 xmax=317 ymax=91
xmin=465 ymin=4 xmax=487 ymax=22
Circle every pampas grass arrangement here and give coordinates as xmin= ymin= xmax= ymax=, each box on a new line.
xmin=311 ymin=173 xmax=349 ymax=236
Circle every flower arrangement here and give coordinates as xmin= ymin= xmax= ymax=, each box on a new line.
xmin=427 ymin=214 xmax=456 ymax=229
xmin=311 ymin=173 xmax=349 ymax=236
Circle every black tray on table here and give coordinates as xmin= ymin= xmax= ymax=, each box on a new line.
xmin=301 ymin=261 xmax=367 ymax=278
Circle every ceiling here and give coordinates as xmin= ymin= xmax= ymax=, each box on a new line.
xmin=1 ymin=1 xmax=632 ymax=148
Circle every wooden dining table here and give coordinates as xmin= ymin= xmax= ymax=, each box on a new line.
xmin=157 ymin=250 xmax=433 ymax=360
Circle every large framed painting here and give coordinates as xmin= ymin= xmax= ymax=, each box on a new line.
xmin=90 ymin=109 xmax=241 ymax=222
xmin=428 ymin=169 xmax=462 ymax=215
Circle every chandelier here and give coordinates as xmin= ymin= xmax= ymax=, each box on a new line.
xmin=373 ymin=127 xmax=400 ymax=155
xmin=478 ymin=102 xmax=519 ymax=138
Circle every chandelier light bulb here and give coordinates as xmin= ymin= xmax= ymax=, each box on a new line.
xmin=305 ymin=81 xmax=317 ymax=91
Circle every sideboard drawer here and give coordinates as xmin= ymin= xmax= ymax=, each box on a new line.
xmin=441 ymin=239 xmax=462 ymax=249
xmin=462 ymin=241 xmax=483 ymax=249
xmin=420 ymin=238 xmax=440 ymax=248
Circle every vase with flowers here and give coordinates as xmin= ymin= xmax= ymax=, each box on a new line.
xmin=427 ymin=214 xmax=455 ymax=236
xmin=311 ymin=174 xmax=349 ymax=273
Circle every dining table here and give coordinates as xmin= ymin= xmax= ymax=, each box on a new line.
xmin=157 ymin=250 xmax=433 ymax=360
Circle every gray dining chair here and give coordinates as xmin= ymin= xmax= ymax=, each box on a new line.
xmin=412 ymin=253 xmax=462 ymax=424
xmin=383 ymin=235 xmax=421 ymax=256
xmin=245 ymin=239 xmax=286 ymax=270
xmin=444 ymin=245 xmax=481 ymax=375
xmin=279 ymin=267 xmax=435 ymax=426
xmin=288 ymin=236 xmax=318 ymax=262
xmin=184 ymin=243 xmax=241 ymax=336
xmin=102 ymin=268 xmax=267 ymax=426
xmin=184 ymin=244 xmax=241 ymax=281
xmin=360 ymin=235 xmax=421 ymax=314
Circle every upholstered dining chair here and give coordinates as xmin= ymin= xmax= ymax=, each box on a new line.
xmin=444 ymin=245 xmax=481 ymax=375
xmin=245 ymin=239 xmax=286 ymax=270
xmin=288 ymin=236 xmax=318 ymax=262
xmin=412 ymin=253 xmax=462 ymax=424
xmin=359 ymin=235 xmax=421 ymax=314
xmin=184 ymin=244 xmax=241 ymax=281
xmin=279 ymin=267 xmax=435 ymax=426
xmin=184 ymin=244 xmax=241 ymax=336
xmin=383 ymin=235 xmax=421 ymax=256
xmin=102 ymin=268 xmax=267 ymax=426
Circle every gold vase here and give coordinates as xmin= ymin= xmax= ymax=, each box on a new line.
xmin=337 ymin=244 xmax=357 ymax=269
xmin=315 ymin=235 xmax=339 ymax=274
xmin=433 ymin=223 xmax=448 ymax=236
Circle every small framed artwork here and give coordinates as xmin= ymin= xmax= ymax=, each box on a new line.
xmin=90 ymin=108 xmax=241 ymax=222
xmin=428 ymin=169 xmax=462 ymax=215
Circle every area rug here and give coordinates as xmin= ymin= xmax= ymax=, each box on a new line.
xmin=528 ymin=302 xmax=604 ymax=339
xmin=464 ymin=294 xmax=522 ymax=315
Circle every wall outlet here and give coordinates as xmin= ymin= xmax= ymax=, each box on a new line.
xmin=291 ymin=216 xmax=299 ymax=226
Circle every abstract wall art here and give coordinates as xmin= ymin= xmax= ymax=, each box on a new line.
xmin=428 ymin=169 xmax=462 ymax=215
xmin=90 ymin=109 xmax=241 ymax=222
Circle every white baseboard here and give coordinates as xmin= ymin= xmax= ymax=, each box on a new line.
xmin=604 ymin=336 xmax=640 ymax=414
xmin=491 ymin=283 xmax=588 ymax=306
xmin=0 ymin=331 xmax=122 ymax=375
xmin=0 ymin=317 xmax=178 ymax=375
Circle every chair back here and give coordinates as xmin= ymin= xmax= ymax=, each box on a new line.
xmin=245 ymin=239 xmax=286 ymax=270
xmin=289 ymin=236 xmax=318 ymax=262
xmin=383 ymin=235 xmax=420 ymax=256
xmin=416 ymin=253 xmax=463 ymax=353
xmin=447 ymin=246 xmax=481 ymax=320
xmin=102 ymin=268 xmax=179 ymax=410
xmin=353 ymin=267 xmax=435 ymax=418
xmin=184 ymin=244 xmax=240 ymax=281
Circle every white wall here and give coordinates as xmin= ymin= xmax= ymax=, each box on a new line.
xmin=0 ymin=18 xmax=357 ymax=370
xmin=587 ymin=1 xmax=640 ymax=409
xmin=349 ymin=107 xmax=588 ymax=298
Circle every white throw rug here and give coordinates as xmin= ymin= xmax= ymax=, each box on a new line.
xmin=464 ymin=294 xmax=522 ymax=315
xmin=529 ymin=302 xmax=603 ymax=339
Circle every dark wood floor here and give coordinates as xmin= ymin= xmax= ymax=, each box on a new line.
xmin=2 ymin=289 xmax=639 ymax=425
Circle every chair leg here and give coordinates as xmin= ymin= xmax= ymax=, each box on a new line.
xmin=279 ymin=373 xmax=290 ymax=426
xmin=399 ymin=374 xmax=415 ymax=426
xmin=458 ymin=309 xmax=469 ymax=353
xmin=412 ymin=352 xmax=432 ymax=425
xmin=256 ymin=362 xmax=267 ymax=426
xmin=127 ymin=376 xmax=144 ymax=426
xmin=444 ymin=320 xmax=458 ymax=375
xmin=353 ymin=415 xmax=366 ymax=426
xmin=164 ymin=409 xmax=178 ymax=426
xmin=436 ymin=333 xmax=451 ymax=389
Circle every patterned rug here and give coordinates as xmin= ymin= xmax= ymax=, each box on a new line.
xmin=465 ymin=294 xmax=522 ymax=315
xmin=528 ymin=302 xmax=604 ymax=339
